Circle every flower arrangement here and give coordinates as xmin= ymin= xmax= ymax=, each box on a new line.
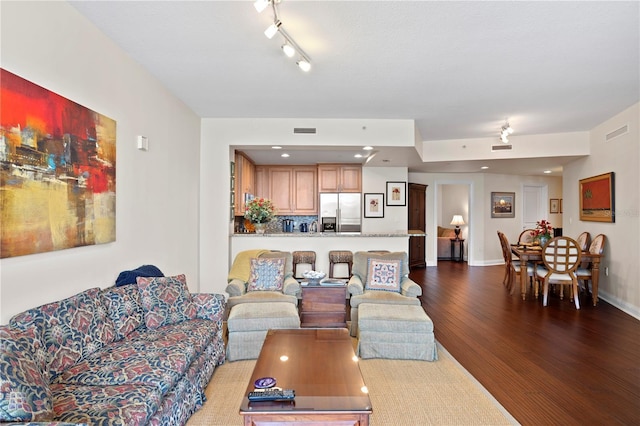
xmin=244 ymin=197 xmax=276 ymax=224
xmin=530 ymin=219 xmax=553 ymax=240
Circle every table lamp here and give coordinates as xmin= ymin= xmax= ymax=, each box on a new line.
xmin=450 ymin=215 xmax=465 ymax=240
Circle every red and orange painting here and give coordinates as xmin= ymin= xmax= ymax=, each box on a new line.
xmin=1 ymin=69 xmax=116 ymax=258
xmin=579 ymin=172 xmax=615 ymax=223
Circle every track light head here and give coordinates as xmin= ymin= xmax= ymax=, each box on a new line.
xmin=254 ymin=0 xmax=270 ymax=13
xmin=297 ymin=59 xmax=311 ymax=72
xmin=281 ymin=43 xmax=296 ymax=58
xmin=264 ymin=20 xmax=281 ymax=39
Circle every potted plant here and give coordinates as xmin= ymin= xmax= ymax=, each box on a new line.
xmin=244 ymin=198 xmax=276 ymax=233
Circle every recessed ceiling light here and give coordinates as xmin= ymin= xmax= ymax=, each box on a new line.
xmin=481 ymin=166 xmax=489 ymax=170
xmin=354 ymin=154 xmax=363 ymax=158
xmin=272 ymin=146 xmax=282 ymax=149
xmin=281 ymin=153 xmax=290 ymax=158
xmin=543 ymin=170 xmax=552 ymax=174
xmin=363 ymin=146 xmax=373 ymax=151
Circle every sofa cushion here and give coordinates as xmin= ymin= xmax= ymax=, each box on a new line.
xmin=103 ymin=285 xmax=145 ymax=341
xmin=247 ymin=257 xmax=285 ymax=292
xmin=137 ymin=274 xmax=197 ymax=329
xmin=10 ymin=288 xmax=116 ymax=381
xmin=0 ymin=326 xmax=53 ymax=422
xmin=365 ymin=258 xmax=402 ymax=293
xmin=259 ymin=251 xmax=294 ymax=278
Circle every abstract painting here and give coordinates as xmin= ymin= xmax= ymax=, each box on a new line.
xmin=1 ymin=69 xmax=116 ymax=258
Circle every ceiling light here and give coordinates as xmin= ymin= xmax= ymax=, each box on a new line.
xmin=281 ymin=43 xmax=296 ymax=58
xmin=271 ymin=146 xmax=282 ymax=149
xmin=481 ymin=166 xmax=489 ymax=170
xmin=500 ymin=134 xmax=509 ymax=143
xmin=264 ymin=20 xmax=281 ymax=39
xmin=254 ymin=0 xmax=270 ymax=13
xmin=354 ymin=154 xmax=363 ymax=158
xmin=256 ymin=1 xmax=312 ymax=72
xmin=544 ymin=170 xmax=552 ymax=174
xmin=363 ymin=146 xmax=373 ymax=151
xmin=297 ymin=59 xmax=311 ymax=72
xmin=281 ymin=153 xmax=290 ymax=158
xmin=499 ymin=121 xmax=513 ymax=143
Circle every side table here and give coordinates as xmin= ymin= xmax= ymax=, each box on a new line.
xmin=300 ymin=284 xmax=347 ymax=328
xmin=450 ymin=238 xmax=465 ymax=262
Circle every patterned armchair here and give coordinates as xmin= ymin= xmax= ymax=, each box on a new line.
xmin=347 ymin=251 xmax=422 ymax=336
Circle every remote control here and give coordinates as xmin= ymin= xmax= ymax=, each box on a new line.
xmin=248 ymin=388 xmax=295 ymax=401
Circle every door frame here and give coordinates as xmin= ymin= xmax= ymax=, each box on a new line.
xmin=433 ymin=179 xmax=474 ymax=266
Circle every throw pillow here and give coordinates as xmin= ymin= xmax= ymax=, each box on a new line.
xmin=102 ymin=285 xmax=145 ymax=340
xmin=365 ymin=259 xmax=402 ymax=293
xmin=136 ymin=274 xmax=197 ymax=329
xmin=247 ymin=257 xmax=285 ymax=292
xmin=0 ymin=326 xmax=53 ymax=422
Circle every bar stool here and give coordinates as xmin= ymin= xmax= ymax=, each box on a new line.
xmin=328 ymin=250 xmax=353 ymax=278
xmin=292 ymin=251 xmax=316 ymax=279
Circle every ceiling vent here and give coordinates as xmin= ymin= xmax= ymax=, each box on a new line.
xmin=491 ymin=144 xmax=513 ymax=152
xmin=605 ymin=124 xmax=628 ymax=142
xmin=293 ymin=127 xmax=316 ymax=134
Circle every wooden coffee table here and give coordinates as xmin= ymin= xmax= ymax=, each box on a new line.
xmin=239 ymin=328 xmax=372 ymax=425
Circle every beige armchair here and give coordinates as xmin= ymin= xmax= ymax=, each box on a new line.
xmin=347 ymin=251 xmax=422 ymax=336
xmin=225 ymin=250 xmax=301 ymax=310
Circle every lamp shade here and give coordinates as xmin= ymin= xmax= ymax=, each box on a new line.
xmin=450 ymin=215 xmax=465 ymax=226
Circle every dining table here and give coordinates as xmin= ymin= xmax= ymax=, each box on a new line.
xmin=511 ymin=244 xmax=603 ymax=306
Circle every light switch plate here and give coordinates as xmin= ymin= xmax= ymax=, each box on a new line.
xmin=137 ymin=135 xmax=148 ymax=151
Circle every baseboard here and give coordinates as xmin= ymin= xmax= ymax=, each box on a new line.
xmin=598 ymin=292 xmax=640 ymax=320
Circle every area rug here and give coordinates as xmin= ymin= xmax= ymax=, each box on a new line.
xmin=187 ymin=342 xmax=518 ymax=425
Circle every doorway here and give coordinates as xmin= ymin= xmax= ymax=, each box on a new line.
xmin=522 ymin=184 xmax=548 ymax=232
xmin=436 ymin=182 xmax=471 ymax=264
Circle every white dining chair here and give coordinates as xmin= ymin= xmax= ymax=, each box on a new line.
xmin=536 ymin=237 xmax=582 ymax=309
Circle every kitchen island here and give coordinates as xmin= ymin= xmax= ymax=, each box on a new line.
xmin=231 ymin=231 xmax=424 ymax=276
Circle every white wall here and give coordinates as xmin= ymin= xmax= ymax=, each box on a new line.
xmin=0 ymin=2 xmax=201 ymax=323
xmin=563 ymin=102 xmax=640 ymax=318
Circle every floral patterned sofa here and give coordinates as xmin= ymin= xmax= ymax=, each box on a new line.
xmin=0 ymin=274 xmax=226 ymax=425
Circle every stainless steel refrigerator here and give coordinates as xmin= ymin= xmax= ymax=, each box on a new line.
xmin=319 ymin=193 xmax=361 ymax=233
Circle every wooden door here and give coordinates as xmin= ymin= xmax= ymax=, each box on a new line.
xmin=408 ymin=183 xmax=427 ymax=268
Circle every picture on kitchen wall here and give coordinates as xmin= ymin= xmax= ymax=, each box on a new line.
xmin=386 ymin=181 xmax=406 ymax=206
xmin=364 ymin=193 xmax=384 ymax=218
xmin=491 ymin=192 xmax=515 ymax=218
xmin=579 ymin=172 xmax=615 ymax=222
xmin=0 ymin=68 xmax=117 ymax=258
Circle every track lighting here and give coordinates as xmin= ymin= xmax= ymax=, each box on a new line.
xmin=255 ymin=0 xmax=312 ymax=72
xmin=500 ymin=121 xmax=514 ymax=143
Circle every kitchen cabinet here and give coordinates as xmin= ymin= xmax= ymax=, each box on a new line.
xmin=317 ymin=164 xmax=361 ymax=193
xmin=234 ymin=152 xmax=255 ymax=216
xmin=258 ymin=166 xmax=318 ymax=215
xmin=408 ymin=183 xmax=427 ymax=269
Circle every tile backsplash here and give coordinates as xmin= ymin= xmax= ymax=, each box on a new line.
xmin=235 ymin=215 xmax=318 ymax=233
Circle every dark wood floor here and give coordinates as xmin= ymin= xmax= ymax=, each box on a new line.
xmin=410 ymin=261 xmax=640 ymax=425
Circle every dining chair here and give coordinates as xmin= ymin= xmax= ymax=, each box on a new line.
xmin=576 ymin=231 xmax=591 ymax=252
xmin=518 ymin=229 xmax=535 ymax=244
xmin=536 ymin=237 xmax=582 ymax=309
xmin=497 ymin=231 xmax=534 ymax=294
xmin=576 ymin=234 xmax=606 ymax=298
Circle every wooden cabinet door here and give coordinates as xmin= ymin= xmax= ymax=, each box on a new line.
xmin=254 ymin=166 xmax=267 ymax=199
xmin=408 ymin=183 xmax=427 ymax=269
xmin=340 ymin=165 xmax=362 ymax=192
xmin=292 ymin=167 xmax=317 ymax=214
xmin=268 ymin=167 xmax=293 ymax=214
xmin=317 ymin=165 xmax=340 ymax=192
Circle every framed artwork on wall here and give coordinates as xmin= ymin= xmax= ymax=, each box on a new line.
xmin=579 ymin=172 xmax=615 ymax=222
xmin=364 ymin=193 xmax=384 ymax=218
xmin=386 ymin=181 xmax=407 ymax=206
xmin=550 ymin=198 xmax=560 ymax=214
xmin=491 ymin=192 xmax=515 ymax=218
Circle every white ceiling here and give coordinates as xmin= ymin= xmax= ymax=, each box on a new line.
xmin=69 ymin=1 xmax=639 ymax=175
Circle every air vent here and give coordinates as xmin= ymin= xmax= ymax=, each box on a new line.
xmin=605 ymin=124 xmax=628 ymax=142
xmin=491 ymin=144 xmax=513 ymax=151
xmin=293 ymin=127 xmax=317 ymax=134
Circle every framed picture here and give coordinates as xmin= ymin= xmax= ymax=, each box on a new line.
xmin=491 ymin=192 xmax=515 ymax=218
xmin=550 ymin=198 xmax=560 ymax=214
xmin=579 ymin=172 xmax=615 ymax=222
xmin=386 ymin=181 xmax=407 ymax=206
xmin=364 ymin=193 xmax=384 ymax=218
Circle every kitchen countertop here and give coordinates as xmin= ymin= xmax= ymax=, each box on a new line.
xmin=232 ymin=231 xmax=419 ymax=237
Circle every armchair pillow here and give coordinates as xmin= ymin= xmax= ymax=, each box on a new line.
xmin=136 ymin=274 xmax=197 ymax=329
xmin=365 ymin=258 xmax=402 ymax=293
xmin=247 ymin=257 xmax=285 ymax=292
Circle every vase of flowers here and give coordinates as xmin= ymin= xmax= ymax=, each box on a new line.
xmin=244 ymin=198 xmax=276 ymax=233
xmin=530 ymin=219 xmax=553 ymax=246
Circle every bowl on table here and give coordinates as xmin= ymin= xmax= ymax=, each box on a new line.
xmin=302 ymin=270 xmax=326 ymax=285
